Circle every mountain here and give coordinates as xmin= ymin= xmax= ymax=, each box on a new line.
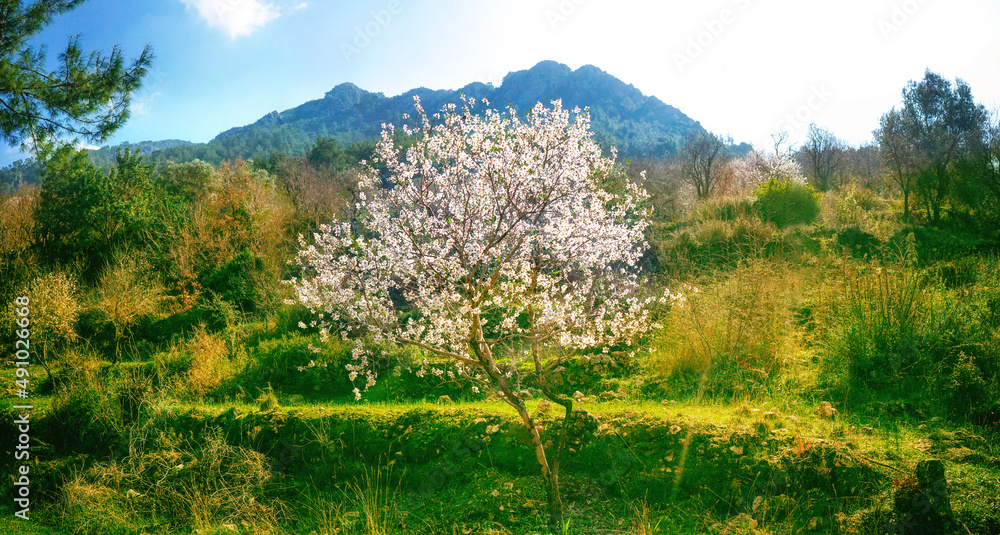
xmin=154 ymin=61 xmax=708 ymax=164
xmin=1 ymin=61 xmax=733 ymax=187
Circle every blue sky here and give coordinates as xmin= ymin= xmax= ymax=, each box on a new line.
xmin=3 ymin=0 xmax=1000 ymax=166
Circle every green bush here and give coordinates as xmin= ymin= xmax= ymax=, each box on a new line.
xmin=200 ymin=250 xmax=266 ymax=313
xmin=37 ymin=147 xmax=159 ymax=280
xmin=825 ymin=250 xmax=1000 ymax=425
xmin=896 ymin=225 xmax=989 ymax=263
xmin=923 ymin=263 xmax=1000 ymax=426
xmin=753 ymin=178 xmax=820 ymax=227
xmin=363 ymin=351 xmax=484 ymax=403
xmin=232 ymin=332 xmax=354 ymax=400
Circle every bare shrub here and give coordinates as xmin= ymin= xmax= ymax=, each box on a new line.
xmin=92 ymin=251 xmax=164 ymax=360
xmin=6 ymin=270 xmax=80 ymax=380
xmin=274 ymin=155 xmax=358 ymax=232
xmin=181 ymin=325 xmax=231 ymax=399
xmin=0 ymin=184 xmax=39 ymax=260
xmin=160 ymin=159 xmax=293 ymax=313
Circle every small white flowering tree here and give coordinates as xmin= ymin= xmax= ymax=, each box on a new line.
xmin=289 ymin=97 xmax=655 ymax=530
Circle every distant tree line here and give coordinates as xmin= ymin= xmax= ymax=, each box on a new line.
xmin=658 ymin=70 xmax=1000 ymax=234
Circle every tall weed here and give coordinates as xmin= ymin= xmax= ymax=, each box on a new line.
xmin=652 ymin=261 xmax=795 ymax=399
xmin=837 ymin=247 xmax=923 ymax=387
xmin=46 ymin=346 xmax=125 ymax=454
xmin=826 ymin=240 xmax=1000 ymax=424
xmin=347 ymin=462 xmax=404 ymax=535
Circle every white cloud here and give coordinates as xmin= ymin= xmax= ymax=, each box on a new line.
xmin=132 ymin=91 xmax=161 ymax=117
xmin=181 ymin=0 xmax=280 ymax=39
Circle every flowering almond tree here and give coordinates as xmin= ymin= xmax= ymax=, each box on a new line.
xmin=289 ymin=97 xmax=655 ymax=530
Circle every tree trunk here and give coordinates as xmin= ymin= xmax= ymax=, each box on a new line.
xmin=543 ymin=464 xmax=564 ymax=533
xmin=511 ymin=398 xmax=563 ymax=532
xmin=113 ymin=323 xmax=122 ymax=363
xmin=470 ymin=336 xmax=565 ymax=532
xmin=40 ymin=341 xmax=53 ymax=384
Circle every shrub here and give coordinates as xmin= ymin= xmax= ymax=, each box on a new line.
xmin=36 ymin=147 xmax=159 ymax=280
xmin=92 ymin=251 xmax=164 ymax=360
xmin=158 ymin=159 xmax=292 ymax=315
xmin=200 ymin=249 xmax=266 ymax=312
xmin=941 ymin=354 xmax=991 ymax=418
xmin=181 ymin=325 xmax=231 ymax=399
xmin=362 ymin=345 xmax=485 ymax=403
xmin=924 ymin=261 xmax=1000 ymax=425
xmin=148 ymin=325 xmax=232 ymax=401
xmin=826 ymin=182 xmax=899 ymax=240
xmin=0 ymin=185 xmax=40 ymax=304
xmin=753 ymin=177 xmax=820 ymax=227
xmin=5 ymin=270 xmax=80 ymax=381
xmin=156 ymin=159 xmax=218 ymax=202
xmin=825 ymin=246 xmax=1000 ymax=424
xmin=232 ymin=331 xmax=354 ymax=400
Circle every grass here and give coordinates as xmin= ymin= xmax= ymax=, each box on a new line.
xmin=5 ymin=377 xmax=1000 ymax=534
xmin=5 ymin=201 xmax=1000 ymax=534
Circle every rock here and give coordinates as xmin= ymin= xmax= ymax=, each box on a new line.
xmin=816 ymin=401 xmax=838 ymax=420
xmin=893 ymin=459 xmax=954 ymax=535
xmin=534 ymin=399 xmax=552 ymax=417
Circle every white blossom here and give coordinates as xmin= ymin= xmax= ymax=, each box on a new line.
xmin=288 ymin=98 xmax=656 ymax=401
